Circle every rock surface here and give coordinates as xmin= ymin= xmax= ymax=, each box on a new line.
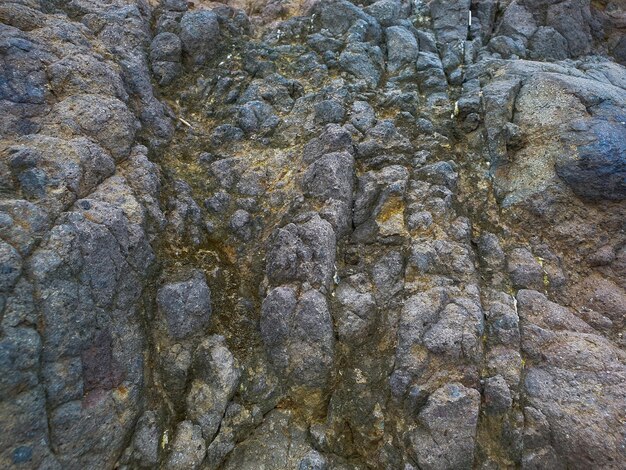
xmin=0 ymin=0 xmax=625 ymax=468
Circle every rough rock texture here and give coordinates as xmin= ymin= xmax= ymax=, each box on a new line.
xmin=1 ymin=0 xmax=625 ymax=469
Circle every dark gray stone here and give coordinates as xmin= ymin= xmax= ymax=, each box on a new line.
xmin=265 ymin=215 xmax=336 ymax=290
xmin=157 ymin=271 xmax=212 ymax=340
xmin=165 ymin=421 xmax=206 ymax=470
xmin=238 ymin=100 xmax=280 ymax=135
xmin=555 ymin=120 xmax=626 ymax=200
xmin=339 ymin=43 xmax=384 ymax=87
xmin=386 ymin=26 xmax=418 ymax=73
xmin=260 ymin=287 xmax=334 ymax=389
xmin=179 ymin=10 xmax=220 ymax=66
xmin=529 ymin=27 xmax=569 ymax=61
xmin=507 ymin=248 xmax=544 ymax=291
xmin=409 ymin=383 xmax=480 ymax=470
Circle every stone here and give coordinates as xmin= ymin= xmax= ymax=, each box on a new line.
xmin=165 ymin=421 xmax=206 ymax=470
xmin=313 ymin=100 xmax=345 ymax=124
xmin=555 ymin=119 xmax=626 ymax=200
xmin=311 ymin=0 xmax=381 ymax=40
xmin=150 ymin=32 xmax=182 ymax=63
xmin=334 ymin=275 xmax=376 ymax=343
xmin=350 ymin=100 xmax=376 ymax=132
xmin=260 ymin=287 xmax=334 ymax=389
xmin=529 ymin=27 xmax=569 ymax=61
xmin=386 ymin=26 xmax=418 ymax=73
xmin=157 ymin=271 xmax=212 ymax=340
xmin=303 ymin=124 xmax=354 ymax=163
xmin=409 ymin=383 xmax=480 ymax=470
xmin=44 ymin=94 xmax=137 ymax=161
xmin=484 ymin=375 xmax=513 ymax=414
xmin=518 ymin=289 xmax=626 ymax=467
xmin=265 ymin=215 xmax=336 ymax=290
xmin=0 ymin=241 xmax=21 ymax=293
xmin=179 ymin=10 xmax=220 ymax=66
xmin=1 ymin=1 xmax=625 ymax=468
xmin=507 ymin=248 xmax=544 ymax=291
xmin=132 ymin=411 xmax=161 ymax=467
xmin=298 ymin=450 xmax=328 ymax=470
xmin=238 ymin=100 xmax=280 ymax=135
xmin=187 ymin=336 xmax=240 ymax=441
xmin=339 ymin=42 xmax=384 ymax=87
xmin=365 ymin=0 xmax=402 ymax=27
xmin=150 ymin=32 xmax=182 ymax=85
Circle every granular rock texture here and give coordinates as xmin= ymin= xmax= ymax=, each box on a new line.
xmin=0 ymin=0 xmax=625 ymax=468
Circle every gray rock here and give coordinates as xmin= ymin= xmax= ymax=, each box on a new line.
xmin=339 ymin=42 xmax=384 ymax=87
xmin=545 ymin=0 xmax=592 ymax=57
xmin=161 ymin=0 xmax=189 ymax=12
xmin=386 ymin=26 xmax=418 ymax=73
xmin=365 ymin=0 xmax=403 ymax=27
xmin=529 ymin=27 xmax=569 ymax=61
xmin=415 ymin=161 xmax=458 ymax=189
xmin=422 ymin=299 xmax=483 ymax=360
xmin=372 ymin=250 xmax=404 ymax=299
xmin=179 ymin=10 xmax=220 ymax=66
xmin=44 ymin=94 xmax=137 ymax=161
xmin=260 ymin=287 xmax=334 ymax=389
xmin=165 ymin=421 xmax=206 ymax=470
xmin=350 ymin=100 xmax=376 ymax=132
xmin=409 ymin=383 xmax=480 ymax=470
xmin=150 ymin=32 xmax=182 ymax=85
xmin=488 ymin=35 xmax=527 ymax=59
xmin=131 ymin=411 xmax=161 ymax=467
xmin=221 ymin=410 xmax=314 ymax=469
xmin=205 ymin=191 xmax=231 ymax=214
xmin=555 ymin=119 xmax=626 ymax=200
xmin=314 ymin=100 xmax=346 ymax=125
xmin=166 ymin=180 xmax=204 ymax=246
xmin=415 ymin=52 xmax=448 ymax=94
xmin=47 ymin=53 xmax=128 ymax=101
xmin=356 ymin=120 xmax=413 ymax=165
xmin=187 ymin=336 xmax=240 ymax=441
xmin=157 ymin=271 xmax=212 ymax=340
xmin=484 ymin=375 xmax=513 ymax=415
xmin=303 ymin=151 xmax=354 ymax=234
xmin=518 ymin=289 xmax=626 ymax=467
xmin=211 ymin=124 xmax=244 ymax=146
xmin=507 ymin=248 xmax=544 ymax=291
xmin=303 ymin=124 xmax=354 ymax=163
xmin=477 ymin=233 xmax=505 ymax=270
xmin=352 ymin=164 xmax=409 ymax=241
xmin=334 ymin=275 xmax=376 ymax=343
xmin=498 ymin=1 xmax=536 ymax=41
xmin=298 ymin=450 xmax=328 ymax=470
xmin=303 ymin=151 xmax=354 ymax=204
xmin=311 ymin=0 xmax=381 ymax=40
xmin=150 ymin=32 xmax=182 ymax=63
xmin=160 ymin=344 xmax=192 ymax=406
xmin=229 ymin=209 xmax=252 ymax=240
xmin=265 ymin=215 xmax=336 ymax=290
xmin=0 ymin=241 xmax=21 ymax=293
xmin=238 ymin=100 xmax=280 ymax=135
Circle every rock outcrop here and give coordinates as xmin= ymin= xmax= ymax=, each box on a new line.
xmin=1 ymin=0 xmax=624 ymax=468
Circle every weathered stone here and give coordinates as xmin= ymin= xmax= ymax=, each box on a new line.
xmin=409 ymin=383 xmax=480 ymax=470
xmin=179 ymin=10 xmax=220 ymax=66
xmin=260 ymin=287 xmax=334 ymax=389
xmin=165 ymin=421 xmax=206 ymax=470
xmin=157 ymin=271 xmax=212 ymax=340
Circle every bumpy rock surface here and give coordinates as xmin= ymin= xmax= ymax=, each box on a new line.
xmin=1 ymin=0 xmax=625 ymax=469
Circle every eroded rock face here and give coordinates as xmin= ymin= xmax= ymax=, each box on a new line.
xmin=1 ymin=0 xmax=625 ymax=468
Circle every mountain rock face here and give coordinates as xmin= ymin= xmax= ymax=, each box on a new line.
xmin=1 ymin=0 xmax=625 ymax=468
